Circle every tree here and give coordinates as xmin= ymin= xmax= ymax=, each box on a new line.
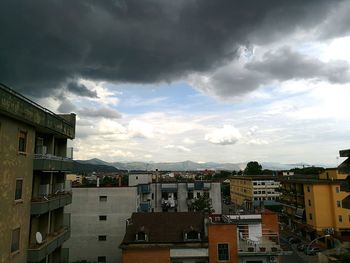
xmin=244 ymin=161 xmax=263 ymax=175
xmin=192 ymin=195 xmax=214 ymax=213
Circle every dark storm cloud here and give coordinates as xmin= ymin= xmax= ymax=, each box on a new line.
xmin=79 ymin=107 xmax=122 ymax=119
xmin=0 ymin=0 xmax=345 ymax=96
xmin=248 ymin=47 xmax=350 ymax=84
xmin=66 ymin=81 xmax=98 ymax=98
xmin=193 ymin=47 xmax=350 ymax=98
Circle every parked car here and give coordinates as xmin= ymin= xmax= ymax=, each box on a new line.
xmin=304 ymin=245 xmax=321 ymax=255
xmin=297 ymin=243 xmax=306 ymax=251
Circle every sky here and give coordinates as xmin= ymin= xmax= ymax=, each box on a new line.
xmin=1 ymin=0 xmax=350 ymax=165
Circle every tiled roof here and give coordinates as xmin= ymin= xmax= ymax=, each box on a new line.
xmin=121 ymin=212 xmax=206 ymax=245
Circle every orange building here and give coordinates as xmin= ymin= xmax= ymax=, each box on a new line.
xmin=120 ymin=211 xmax=287 ymax=263
xmin=208 ymin=223 xmax=238 ymax=263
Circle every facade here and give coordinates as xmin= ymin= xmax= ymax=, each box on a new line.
xmin=280 ymin=167 xmax=350 ymax=241
xmin=0 ymin=84 xmax=75 ymax=262
xmin=64 ymin=187 xmax=138 ymax=263
xmin=230 ymin=176 xmax=281 ymax=210
xmin=120 ymin=211 xmax=287 ymax=263
xmin=137 ymin=180 xmax=222 ymax=214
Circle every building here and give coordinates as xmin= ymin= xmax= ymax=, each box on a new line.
xmin=279 ymin=166 xmax=350 ymax=242
xmin=66 ymin=173 xmax=83 ymax=184
xmin=64 ymin=187 xmax=138 ymax=263
xmin=120 ymin=211 xmax=287 ymax=263
xmin=134 ymin=175 xmax=222 ymax=213
xmin=230 ymin=176 xmax=281 ymax=210
xmin=0 ymin=83 xmax=75 ymax=262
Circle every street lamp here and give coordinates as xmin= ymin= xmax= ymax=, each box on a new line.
xmin=306 ymin=234 xmax=331 ymax=255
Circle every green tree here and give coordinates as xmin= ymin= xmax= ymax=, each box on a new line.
xmin=221 ymin=183 xmax=230 ymax=198
xmin=244 ymin=161 xmax=263 ymax=175
xmin=192 ymin=195 xmax=214 ymax=213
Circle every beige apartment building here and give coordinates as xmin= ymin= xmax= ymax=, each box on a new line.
xmin=0 ymin=84 xmax=75 ymax=262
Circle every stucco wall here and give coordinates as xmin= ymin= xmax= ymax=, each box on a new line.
xmin=0 ymin=115 xmax=34 ymax=263
xmin=64 ymin=187 xmax=137 ymax=263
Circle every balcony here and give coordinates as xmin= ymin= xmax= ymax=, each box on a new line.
xmin=33 ymin=154 xmax=73 ymax=171
xmin=0 ymin=84 xmax=75 ymax=139
xmin=238 ymin=237 xmax=291 ymax=256
xmin=138 ymin=184 xmax=150 ymax=194
xmin=31 ymin=192 xmax=72 ymax=215
xmin=27 ymin=226 xmax=70 ymax=262
xmin=138 ymin=202 xmax=151 ymax=212
xmin=161 ymin=183 xmax=178 ymax=192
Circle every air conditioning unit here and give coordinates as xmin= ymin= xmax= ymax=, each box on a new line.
xmin=269 ymin=256 xmax=277 ymax=263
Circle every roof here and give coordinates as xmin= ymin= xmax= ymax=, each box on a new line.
xmin=121 ymin=212 xmax=206 ymax=246
xmin=231 ymin=175 xmax=278 ymax=180
xmin=280 ymin=177 xmax=342 ymax=185
xmin=0 ymin=83 xmax=75 ymax=139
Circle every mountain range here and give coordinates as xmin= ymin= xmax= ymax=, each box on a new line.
xmin=75 ymin=158 xmax=329 ymax=172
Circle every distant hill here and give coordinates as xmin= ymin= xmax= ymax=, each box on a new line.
xmin=73 ymin=160 xmax=120 ymax=174
xmin=75 ymin=158 xmax=328 ymax=172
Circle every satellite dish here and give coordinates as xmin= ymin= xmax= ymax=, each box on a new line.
xmin=36 ymin=232 xmax=43 ymax=244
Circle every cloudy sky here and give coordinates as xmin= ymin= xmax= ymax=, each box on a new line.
xmin=1 ymin=0 xmax=350 ymax=165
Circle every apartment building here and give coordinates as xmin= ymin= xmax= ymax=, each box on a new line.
xmin=280 ymin=166 xmax=350 ymax=242
xmin=132 ymin=173 xmax=222 ymax=213
xmin=120 ymin=210 xmax=287 ymax=263
xmin=0 ymin=84 xmax=75 ymax=262
xmin=230 ymin=176 xmax=281 ymax=210
xmin=63 ymin=187 xmax=138 ymax=263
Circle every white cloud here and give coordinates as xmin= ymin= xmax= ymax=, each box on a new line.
xmin=164 ymin=145 xmax=191 ymax=152
xmin=205 ymin=125 xmax=242 ymax=145
xmin=128 ymin=119 xmax=155 ymax=139
xmin=247 ymin=139 xmax=268 ymax=145
xmin=183 ymin=138 xmax=196 ymax=144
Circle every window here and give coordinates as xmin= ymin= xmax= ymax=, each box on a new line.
xmin=188 ymin=192 xmax=194 ymax=199
xmin=348 ymin=215 xmax=350 ymax=222
xmin=136 ymin=231 xmax=146 ymax=241
xmin=336 ymin=187 xmax=340 ymax=193
xmin=309 ymin=213 xmax=313 ymax=220
xmin=97 ymin=256 xmax=106 ymax=263
xmin=11 ymin=228 xmax=20 ymax=253
xmin=337 ymin=201 xmax=341 ymax=208
xmin=18 ymin=131 xmax=27 ymax=153
xmin=339 ymin=215 xmax=343 ymax=222
xmin=308 ymin=200 xmax=311 ymax=206
xmin=196 ymin=192 xmax=201 ymax=198
xmin=99 ymin=196 xmax=107 ymax=202
xmin=15 ymin=179 xmax=23 ymax=201
xmin=98 ymin=235 xmax=107 ymax=241
xmin=99 ymin=215 xmax=107 ymax=221
xmin=307 ymin=186 xmax=310 ymax=192
xmin=217 ymin=243 xmax=229 ymax=261
xmin=152 ymin=193 xmax=154 ymax=200
xmin=136 ymin=176 xmax=138 ymax=180
xmin=203 ymin=191 xmax=209 ymax=198
xmin=186 ymin=230 xmax=200 ymax=240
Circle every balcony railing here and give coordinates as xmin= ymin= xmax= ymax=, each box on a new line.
xmin=31 ymin=192 xmax=72 ymax=215
xmin=27 ymin=226 xmax=70 ymax=262
xmin=139 ymin=202 xmax=151 ymax=212
xmin=138 ymin=184 xmax=150 ymax=194
xmin=161 ymin=183 xmax=178 ymax=192
xmin=33 ymin=154 xmax=73 ymax=171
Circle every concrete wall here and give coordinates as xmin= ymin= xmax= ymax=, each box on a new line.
xmin=128 ymin=174 xmax=152 ymax=186
xmin=0 ymin=115 xmax=34 ymax=263
xmin=64 ymin=187 xmax=137 ymax=263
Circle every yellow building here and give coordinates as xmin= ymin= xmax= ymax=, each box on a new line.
xmin=66 ymin=174 xmax=83 ymax=184
xmin=280 ymin=167 xmax=350 ymax=241
xmin=230 ymin=176 xmax=280 ymax=210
